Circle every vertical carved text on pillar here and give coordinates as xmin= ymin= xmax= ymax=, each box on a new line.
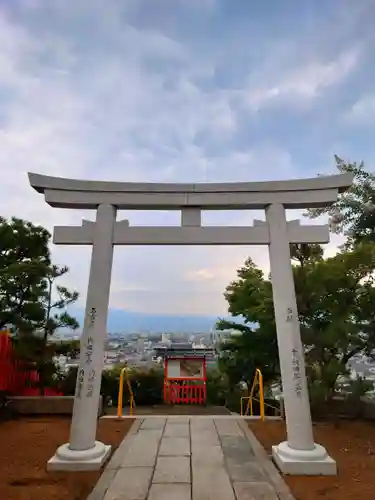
xmin=88 ymin=307 xmax=97 ymax=327
xmin=286 ymin=307 xmax=293 ymax=322
xmin=76 ymin=368 xmax=85 ymax=399
xmin=84 ymin=336 xmax=94 ymax=365
xmin=292 ymin=348 xmax=302 ymax=398
xmin=87 ymin=369 xmax=96 ymax=398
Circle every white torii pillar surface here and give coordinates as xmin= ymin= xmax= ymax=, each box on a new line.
xmin=47 ymin=204 xmax=116 ymax=471
xmin=266 ymin=203 xmax=336 ymax=475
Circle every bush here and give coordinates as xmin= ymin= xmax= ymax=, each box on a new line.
xmin=58 ymin=366 xmax=78 ymax=396
xmin=206 ymin=369 xmax=227 ymax=406
xmin=59 ymin=365 xmax=165 ymax=407
xmin=60 ymin=365 xmax=282 ymax=413
xmin=128 ymin=368 xmax=164 ymax=406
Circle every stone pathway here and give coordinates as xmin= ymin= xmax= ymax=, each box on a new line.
xmin=88 ymin=417 xmax=295 ymax=500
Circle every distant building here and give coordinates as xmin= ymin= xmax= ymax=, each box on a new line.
xmin=153 ymin=342 xmax=217 ymax=367
xmin=211 ymin=328 xmax=241 ymax=347
xmin=161 ymin=333 xmax=170 ymax=344
xmin=54 ymin=354 xmax=79 ymax=373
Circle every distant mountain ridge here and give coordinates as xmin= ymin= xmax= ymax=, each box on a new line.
xmin=65 ymin=306 xmax=234 ymax=333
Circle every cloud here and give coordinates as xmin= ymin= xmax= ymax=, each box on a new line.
xmin=185 ymin=269 xmax=216 ymax=282
xmin=247 ymin=47 xmax=361 ymax=111
xmin=345 ymin=94 xmax=375 ymax=126
xmin=157 ymin=0 xmax=217 ymax=11
xmin=0 ymin=1 xmax=365 ymax=318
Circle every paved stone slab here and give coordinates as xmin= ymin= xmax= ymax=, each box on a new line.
xmin=190 ymin=420 xmax=217 ymax=435
xmin=153 ymin=456 xmax=191 ymax=483
xmin=87 ymin=468 xmax=117 ymax=500
xmin=148 ymin=483 xmax=191 ymax=500
xmin=191 ymin=445 xmax=224 ymax=468
xmin=190 ymin=419 xmax=216 ymax=429
xmin=237 ymin=420 xmax=296 ymax=500
xmin=190 ymin=427 xmax=219 ymax=446
xmin=137 ymin=428 xmax=164 ymax=439
xmin=88 ymin=418 xmax=291 ymax=500
xmin=190 ymin=421 xmax=216 ymax=432
xmin=103 ymin=467 xmax=153 ymax=500
xmin=214 ymin=419 xmax=243 ymax=437
xmin=226 ymin=460 xmax=266 ymax=482
xmin=119 ymin=432 xmax=161 ymax=467
xmin=164 ymin=423 xmax=189 ymax=437
xmin=191 ymin=434 xmax=220 ymax=446
xmin=221 ymin=435 xmax=266 ymax=482
xmin=106 ymin=436 xmax=136 ymax=470
xmin=221 ymin=436 xmax=255 ymax=460
xmin=192 ymin=466 xmax=235 ymax=500
xmin=140 ymin=418 xmax=166 ymax=430
xmin=233 ymin=482 xmax=279 ymax=500
xmin=159 ymin=437 xmax=190 ymax=456
xmin=167 ymin=416 xmax=190 ymax=423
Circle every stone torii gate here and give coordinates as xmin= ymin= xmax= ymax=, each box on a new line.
xmin=28 ymin=172 xmax=353 ymax=475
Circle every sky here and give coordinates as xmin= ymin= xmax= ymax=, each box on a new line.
xmin=0 ymin=0 xmax=374 ymax=316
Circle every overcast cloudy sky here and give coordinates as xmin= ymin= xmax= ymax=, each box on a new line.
xmin=0 ymin=0 xmax=373 ymax=316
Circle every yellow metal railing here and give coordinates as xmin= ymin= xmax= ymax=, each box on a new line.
xmin=240 ymin=368 xmax=265 ymax=420
xmin=117 ymin=366 xmax=135 ymax=418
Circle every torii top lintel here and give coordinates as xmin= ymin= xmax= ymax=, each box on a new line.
xmin=28 ymin=172 xmax=353 ymax=210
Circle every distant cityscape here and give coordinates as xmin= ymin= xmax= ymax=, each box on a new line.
xmin=53 ymin=328 xmax=238 ymax=373
xmin=53 ymin=319 xmax=375 ymax=398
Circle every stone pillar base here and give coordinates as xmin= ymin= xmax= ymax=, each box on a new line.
xmin=47 ymin=441 xmax=112 ymax=471
xmin=272 ymin=441 xmax=337 ymax=476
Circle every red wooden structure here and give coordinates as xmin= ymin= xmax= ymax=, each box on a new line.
xmin=0 ymin=330 xmax=61 ymax=396
xmin=163 ymin=355 xmax=207 ymax=405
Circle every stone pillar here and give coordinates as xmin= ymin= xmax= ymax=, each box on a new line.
xmin=265 ymin=203 xmax=336 ymax=475
xmin=47 ymin=204 xmax=117 ymax=471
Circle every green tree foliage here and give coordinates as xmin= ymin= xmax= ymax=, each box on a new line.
xmin=0 ymin=216 xmax=80 ymax=394
xmin=217 ymin=324 xmax=279 ymax=390
xmin=0 ymin=217 xmax=51 ymax=331
xmin=306 ymin=156 xmax=375 ymax=246
xmin=218 ymin=243 xmax=375 ymax=403
xmin=296 ymin=243 xmax=375 ymax=400
xmin=39 ymin=264 xmax=79 ymax=336
xmin=14 ymin=265 xmax=80 ymax=395
xmin=217 ymin=258 xmax=280 ymax=393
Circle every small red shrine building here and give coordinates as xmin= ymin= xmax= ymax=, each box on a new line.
xmin=163 ymin=353 xmax=207 ymax=405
